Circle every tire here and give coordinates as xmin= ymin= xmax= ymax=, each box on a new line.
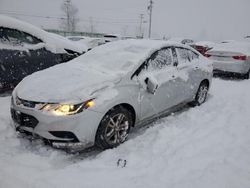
xmin=190 ymin=82 xmax=209 ymax=106
xmin=95 ymin=106 xmax=133 ymax=149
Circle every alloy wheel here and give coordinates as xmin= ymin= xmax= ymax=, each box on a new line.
xmin=104 ymin=113 xmax=129 ymax=145
xmin=197 ymin=85 xmax=208 ymax=104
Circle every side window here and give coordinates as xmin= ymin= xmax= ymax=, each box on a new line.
xmin=147 ymin=48 xmax=173 ymax=71
xmin=188 ymin=50 xmax=199 ymax=62
xmin=176 ymin=48 xmax=191 ymax=64
xmin=1 ymin=27 xmax=42 ymax=45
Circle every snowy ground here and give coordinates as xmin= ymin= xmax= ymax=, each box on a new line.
xmin=0 ymin=78 xmax=250 ymax=188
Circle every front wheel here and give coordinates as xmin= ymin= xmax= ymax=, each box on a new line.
xmin=190 ymin=82 xmax=209 ymax=106
xmin=95 ymin=106 xmax=132 ymax=149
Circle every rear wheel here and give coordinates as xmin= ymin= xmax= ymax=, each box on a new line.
xmin=95 ymin=106 xmax=132 ymax=149
xmin=190 ymin=82 xmax=209 ymax=106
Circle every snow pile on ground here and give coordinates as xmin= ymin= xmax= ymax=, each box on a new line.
xmin=0 ymin=78 xmax=250 ymax=188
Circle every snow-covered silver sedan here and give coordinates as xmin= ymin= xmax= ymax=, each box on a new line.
xmin=205 ymin=41 xmax=250 ymax=79
xmin=11 ymin=39 xmax=212 ymax=151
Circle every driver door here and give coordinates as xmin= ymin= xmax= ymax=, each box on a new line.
xmin=136 ymin=47 xmax=180 ymax=121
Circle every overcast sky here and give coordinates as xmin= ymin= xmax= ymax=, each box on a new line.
xmin=1 ymin=0 xmax=250 ymax=41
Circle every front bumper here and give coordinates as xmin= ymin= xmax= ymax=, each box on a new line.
xmin=11 ymin=101 xmax=104 ymax=151
xmin=213 ymin=60 xmax=249 ymax=75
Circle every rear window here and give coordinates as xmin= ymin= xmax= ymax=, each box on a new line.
xmin=188 ymin=50 xmax=199 ymax=60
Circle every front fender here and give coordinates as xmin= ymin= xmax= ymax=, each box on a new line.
xmin=90 ymin=84 xmax=140 ymax=123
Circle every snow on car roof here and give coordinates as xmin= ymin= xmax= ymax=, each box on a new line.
xmin=208 ymin=41 xmax=250 ymax=55
xmin=0 ymin=15 xmax=86 ymax=53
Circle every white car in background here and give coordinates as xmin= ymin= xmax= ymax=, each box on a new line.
xmin=67 ymin=36 xmax=103 ymax=50
xmin=11 ymin=39 xmax=212 ymax=152
xmin=205 ymin=41 xmax=250 ymax=79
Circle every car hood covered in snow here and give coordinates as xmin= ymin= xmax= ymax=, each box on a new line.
xmin=15 ymin=62 xmax=121 ymax=103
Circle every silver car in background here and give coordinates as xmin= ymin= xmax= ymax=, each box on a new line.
xmin=67 ymin=36 xmax=104 ymax=50
xmin=11 ymin=39 xmax=213 ymax=151
xmin=205 ymin=41 xmax=250 ymax=79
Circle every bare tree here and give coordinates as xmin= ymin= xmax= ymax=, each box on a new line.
xmin=60 ymin=0 xmax=79 ymax=32
xmin=82 ymin=17 xmax=98 ymax=33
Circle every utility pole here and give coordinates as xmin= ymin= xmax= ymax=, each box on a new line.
xmin=65 ymin=0 xmax=70 ymax=32
xmin=89 ymin=17 xmax=94 ymax=33
xmin=139 ymin=14 xmax=144 ymax=38
xmin=147 ymin=0 xmax=153 ymax=38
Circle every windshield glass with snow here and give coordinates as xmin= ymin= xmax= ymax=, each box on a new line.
xmin=75 ymin=40 xmax=165 ymax=74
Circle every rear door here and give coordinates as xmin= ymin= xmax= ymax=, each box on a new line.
xmin=174 ymin=47 xmax=201 ymax=100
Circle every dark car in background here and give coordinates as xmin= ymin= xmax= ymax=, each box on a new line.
xmin=0 ymin=15 xmax=86 ymax=92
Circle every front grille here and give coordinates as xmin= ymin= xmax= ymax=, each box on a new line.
xmin=22 ymin=114 xmax=39 ymax=128
xmin=11 ymin=109 xmax=39 ymax=128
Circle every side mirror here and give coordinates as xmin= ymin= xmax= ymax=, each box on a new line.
xmin=145 ymin=77 xmax=158 ymax=95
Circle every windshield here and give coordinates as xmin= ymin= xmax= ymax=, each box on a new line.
xmin=73 ymin=40 xmax=160 ymax=74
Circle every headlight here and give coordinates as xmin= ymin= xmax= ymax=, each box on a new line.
xmin=40 ymin=99 xmax=95 ymax=116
